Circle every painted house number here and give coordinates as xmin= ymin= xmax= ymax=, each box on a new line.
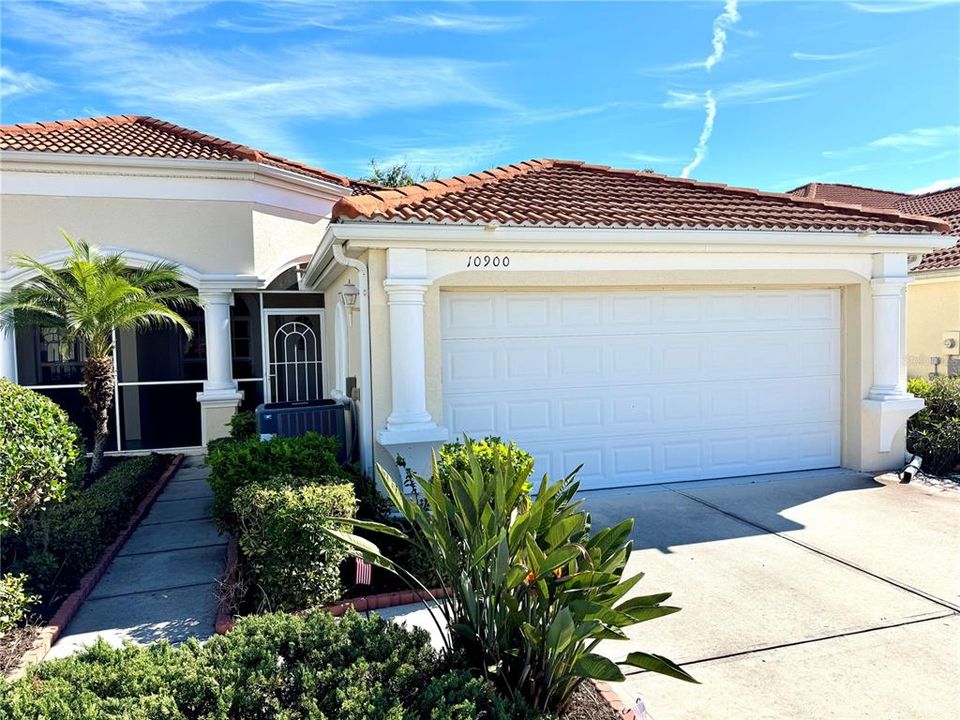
xmin=466 ymin=254 xmax=510 ymax=268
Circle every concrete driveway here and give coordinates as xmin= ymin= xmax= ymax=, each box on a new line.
xmin=583 ymin=470 xmax=960 ymax=720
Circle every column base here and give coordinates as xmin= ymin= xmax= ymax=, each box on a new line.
xmin=197 ymin=388 xmax=244 ymax=445
xmin=862 ymin=395 xmax=924 ymax=453
xmin=378 ymin=424 xmax=449 ymax=447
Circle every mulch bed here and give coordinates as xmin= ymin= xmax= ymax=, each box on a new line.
xmin=1 ymin=453 xmax=184 ymax=679
xmin=0 ymin=625 xmax=42 ymax=678
xmin=561 ymin=680 xmax=628 ymax=720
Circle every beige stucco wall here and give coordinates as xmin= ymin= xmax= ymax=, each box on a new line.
xmin=0 ymin=195 xmax=331 ymax=280
xmin=363 ymin=250 xmax=905 ymax=479
xmin=906 ymin=274 xmax=960 ymax=379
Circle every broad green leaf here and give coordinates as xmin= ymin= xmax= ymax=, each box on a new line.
xmin=623 ymin=652 xmax=699 ymax=683
xmin=574 ymin=653 xmax=625 ymax=682
xmin=614 ymin=593 xmax=673 ymax=614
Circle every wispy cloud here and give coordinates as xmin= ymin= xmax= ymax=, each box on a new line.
xmin=0 ymin=66 xmax=52 ymax=99
xmin=627 ymin=152 xmax=684 ymax=164
xmin=848 ymin=1 xmax=954 ymax=13
xmin=359 ymin=138 xmax=514 ymax=177
xmin=910 ymin=177 xmax=960 ymax=194
xmin=665 ymin=69 xmax=858 ymax=109
xmin=705 ymin=0 xmax=741 ymax=71
xmin=777 ymin=150 xmax=957 ymax=191
xmin=824 ymin=125 xmax=960 ymax=157
xmin=388 ymin=12 xmax=527 ymax=33
xmin=0 ymin=1 xmax=510 ymax=158
xmin=681 ymin=91 xmax=716 ymax=178
xmin=792 ymin=48 xmax=876 ymax=61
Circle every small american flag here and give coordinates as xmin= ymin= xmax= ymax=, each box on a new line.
xmin=355 ymin=558 xmax=372 ymax=585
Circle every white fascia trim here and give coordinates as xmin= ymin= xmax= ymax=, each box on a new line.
xmin=0 ymin=151 xmax=352 ymax=204
xmin=324 ymin=222 xmax=952 ymax=254
xmin=0 ymin=247 xmax=263 ymax=292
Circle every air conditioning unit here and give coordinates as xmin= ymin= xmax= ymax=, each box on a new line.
xmin=255 ymin=399 xmax=349 ymax=463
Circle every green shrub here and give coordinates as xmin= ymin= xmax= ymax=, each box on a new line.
xmin=438 ymin=436 xmax=535 ymax=489
xmin=234 ymin=477 xmax=357 ymax=611
xmin=0 ymin=610 xmax=513 ymax=720
xmin=228 ymin=410 xmax=257 ymax=440
xmin=0 ymin=379 xmax=83 ymax=530
xmin=2 ymin=454 xmax=170 ymax=612
xmin=0 ymin=574 xmax=38 ymax=635
xmin=206 ymin=432 xmax=383 ymax=531
xmin=334 ymin=438 xmax=696 ymax=714
xmin=908 ymin=377 xmax=960 ymax=475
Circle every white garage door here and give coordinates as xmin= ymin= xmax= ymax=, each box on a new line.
xmin=441 ymin=289 xmax=841 ymax=490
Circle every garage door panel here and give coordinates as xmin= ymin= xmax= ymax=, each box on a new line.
xmin=441 ymin=289 xmax=841 ymax=488
xmin=441 ymin=291 xmax=839 ymax=340
xmin=511 ymin=421 xmax=841 ymax=490
xmin=443 ymin=331 xmax=839 ymax=392
xmin=445 ymin=377 xmax=840 ymax=439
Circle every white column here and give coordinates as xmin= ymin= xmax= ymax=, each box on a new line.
xmin=868 ymin=277 xmax=910 ymax=400
xmin=198 ymin=291 xmax=237 ymax=396
xmin=862 ymin=253 xmax=923 ymax=454
xmin=0 ymin=327 xmax=17 ymax=382
xmin=377 ymin=249 xmax=447 ymax=447
xmin=196 ymin=290 xmax=243 ymax=444
xmin=383 ymin=280 xmax=435 ymax=430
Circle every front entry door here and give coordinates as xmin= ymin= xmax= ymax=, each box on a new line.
xmin=264 ymin=312 xmax=324 ymax=403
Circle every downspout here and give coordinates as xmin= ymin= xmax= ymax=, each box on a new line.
xmin=331 ymin=241 xmax=375 ymax=477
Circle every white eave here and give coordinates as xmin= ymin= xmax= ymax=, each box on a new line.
xmin=302 ymin=219 xmax=954 ymax=290
xmin=0 ymin=150 xmax=352 ymax=209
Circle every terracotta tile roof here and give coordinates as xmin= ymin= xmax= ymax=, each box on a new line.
xmin=334 ymin=159 xmax=949 ymax=234
xmin=788 ymin=182 xmax=960 ymax=272
xmin=0 ymin=115 xmax=352 ymax=188
xmin=787 ymin=182 xmax=907 ymax=209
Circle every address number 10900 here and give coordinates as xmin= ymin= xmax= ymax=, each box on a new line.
xmin=466 ymin=255 xmax=510 ymax=268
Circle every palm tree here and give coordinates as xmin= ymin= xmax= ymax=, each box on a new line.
xmin=0 ymin=232 xmax=199 ymax=475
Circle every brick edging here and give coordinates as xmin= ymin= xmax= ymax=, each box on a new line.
xmin=5 ymin=453 xmax=185 ymax=680
xmin=214 ymin=541 xmax=448 ymax=635
xmin=593 ymin=680 xmax=637 ymax=719
xmin=214 ymin=536 xmax=239 ymax=634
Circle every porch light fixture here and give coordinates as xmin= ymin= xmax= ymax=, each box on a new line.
xmin=339 ymin=280 xmax=360 ymax=308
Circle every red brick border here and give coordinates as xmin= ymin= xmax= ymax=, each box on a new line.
xmin=4 ymin=454 xmax=185 ymax=680
xmin=593 ymin=680 xmax=637 ymax=718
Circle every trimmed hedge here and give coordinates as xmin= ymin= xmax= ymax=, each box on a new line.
xmin=0 ymin=610 xmax=520 ymax=720
xmin=2 ymin=454 xmax=171 ymax=613
xmin=234 ymin=477 xmax=357 ymax=611
xmin=207 ymin=432 xmax=386 ymax=529
xmin=228 ymin=411 xmax=257 ymax=441
xmin=0 ymin=379 xmax=83 ymax=531
xmin=907 ymin=377 xmax=960 ymax=475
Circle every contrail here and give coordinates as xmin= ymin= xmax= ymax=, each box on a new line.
xmin=705 ymin=0 xmax=741 ymax=71
xmin=682 ymin=0 xmax=739 ymax=177
xmin=681 ymin=91 xmax=716 ymax=178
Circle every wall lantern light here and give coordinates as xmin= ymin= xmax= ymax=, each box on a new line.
xmin=339 ymin=280 xmax=360 ymax=308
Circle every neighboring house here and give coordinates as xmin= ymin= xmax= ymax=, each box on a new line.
xmin=1 ymin=117 xmax=953 ymax=490
xmin=790 ymin=182 xmax=960 ymax=380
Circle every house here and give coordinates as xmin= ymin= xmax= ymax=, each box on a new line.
xmin=1 ymin=116 xmax=953 ymax=488
xmin=789 ymin=182 xmax=960 ymax=380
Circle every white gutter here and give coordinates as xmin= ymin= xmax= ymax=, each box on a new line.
xmin=324 ymin=222 xmax=953 ymax=254
xmin=330 ymin=242 xmax=375 ymax=477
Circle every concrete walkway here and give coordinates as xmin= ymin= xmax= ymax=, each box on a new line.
xmin=46 ymin=455 xmax=226 ymax=659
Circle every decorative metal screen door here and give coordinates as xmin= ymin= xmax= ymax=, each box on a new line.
xmin=264 ymin=312 xmax=323 ymax=403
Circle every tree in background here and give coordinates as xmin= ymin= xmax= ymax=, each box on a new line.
xmin=0 ymin=232 xmax=199 ymax=475
xmin=362 ymin=158 xmax=439 ymax=187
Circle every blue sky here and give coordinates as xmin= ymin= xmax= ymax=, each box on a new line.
xmin=1 ymin=0 xmax=958 ymax=192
